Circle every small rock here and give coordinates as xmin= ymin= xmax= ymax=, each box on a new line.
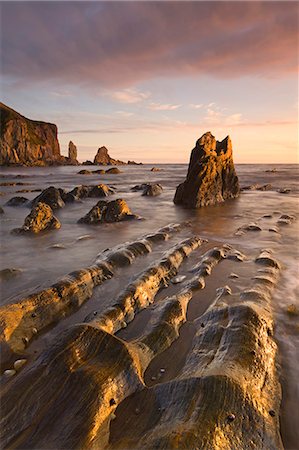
xmin=106 ymin=167 xmax=121 ymax=174
xmin=278 ymin=188 xmax=291 ymax=194
xmin=31 ymin=312 xmax=37 ymax=318
xmin=13 ymin=359 xmax=27 ymax=371
xmin=160 ymin=368 xmax=165 ymax=373
xmin=150 ymin=167 xmax=163 ymax=172
xmin=78 ymin=169 xmax=92 ymax=175
xmin=5 ymin=196 xmax=30 ymax=207
xmin=48 ymin=244 xmax=66 ymax=249
xmin=109 ymin=398 xmax=116 ymax=406
xmin=3 ymin=369 xmax=16 ymax=378
xmin=22 ymin=337 xmax=29 ymax=346
xmin=269 ymin=410 xmax=276 ymax=417
xmin=0 ymin=268 xmax=22 ymax=280
xmin=32 ymin=327 xmax=38 ymax=335
xmin=151 ymin=376 xmax=156 ymax=381
xmin=228 ymin=273 xmax=239 ymax=279
xmin=135 ymin=408 xmax=140 ymax=415
xmin=216 ymin=285 xmax=232 ymax=297
xmin=227 ymin=413 xmax=236 ymax=422
xmin=0 ymin=206 xmax=4 ymax=214
xmin=171 ymin=275 xmax=186 ymax=284
xmin=286 ymin=304 xmax=299 ymax=317
xmin=110 ymin=413 xmax=116 ymax=420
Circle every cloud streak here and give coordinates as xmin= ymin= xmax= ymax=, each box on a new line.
xmin=1 ymin=1 xmax=297 ymax=89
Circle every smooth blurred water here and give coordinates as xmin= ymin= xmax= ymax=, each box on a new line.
xmin=0 ymin=163 xmax=298 ymax=448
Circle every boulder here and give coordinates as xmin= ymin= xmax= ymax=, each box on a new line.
xmin=142 ymin=183 xmax=163 ymax=197
xmin=0 ymin=102 xmax=66 ymax=166
xmin=150 ymin=167 xmax=163 ymax=172
xmin=78 ymin=199 xmax=138 ymax=224
xmin=12 ymin=202 xmax=61 ymax=234
xmin=106 ymin=167 xmax=122 ymax=174
xmin=93 ymin=169 xmax=105 ymax=174
xmin=5 ymin=196 xmax=30 ymax=207
xmin=174 ymin=132 xmax=240 ymax=208
xmin=93 ymin=146 xmax=125 ymax=165
xmin=88 ymin=184 xmax=115 ymax=198
xmin=31 ymin=187 xmax=65 ymax=209
xmin=128 ymin=160 xmax=142 ymax=165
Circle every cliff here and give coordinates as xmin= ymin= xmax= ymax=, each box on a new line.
xmin=174 ymin=131 xmax=240 ymax=208
xmin=93 ymin=146 xmax=125 ymax=165
xmin=0 ymin=103 xmax=66 ymax=166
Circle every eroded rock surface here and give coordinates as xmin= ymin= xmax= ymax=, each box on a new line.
xmin=67 ymin=141 xmax=79 ymax=164
xmin=174 ymin=132 xmax=240 ymax=208
xmin=12 ymin=202 xmax=61 ymax=234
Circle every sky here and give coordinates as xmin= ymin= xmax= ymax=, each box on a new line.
xmin=1 ymin=1 xmax=298 ymax=164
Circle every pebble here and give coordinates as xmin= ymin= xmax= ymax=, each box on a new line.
xmin=160 ymin=368 xmax=165 ymax=373
xmin=228 ymin=273 xmax=239 ymax=279
xmin=3 ymin=369 xmax=16 ymax=378
xmin=22 ymin=337 xmax=29 ymax=346
xmin=31 ymin=312 xmax=37 ymax=318
xmin=151 ymin=376 xmax=156 ymax=381
xmin=13 ymin=359 xmax=27 ymax=371
xmin=171 ymin=275 xmax=186 ymax=284
xmin=227 ymin=413 xmax=236 ymax=422
xmin=32 ymin=327 xmax=38 ymax=335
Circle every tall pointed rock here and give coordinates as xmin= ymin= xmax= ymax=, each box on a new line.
xmin=174 ymin=132 xmax=240 ymax=208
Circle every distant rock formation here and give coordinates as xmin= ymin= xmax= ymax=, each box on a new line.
xmin=67 ymin=141 xmax=79 ymax=165
xmin=94 ymin=146 xmax=125 ymax=165
xmin=174 ymin=132 xmax=240 ymax=208
xmin=0 ymin=103 xmax=66 ymax=166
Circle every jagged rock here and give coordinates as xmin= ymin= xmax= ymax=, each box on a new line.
xmin=31 ymin=186 xmax=65 ymax=209
xmin=82 ymin=160 xmax=93 ymax=166
xmin=78 ymin=169 xmax=92 ymax=175
xmin=68 ymin=141 xmax=78 ymax=164
xmin=174 ymin=132 xmax=240 ymax=208
xmin=5 ymin=196 xmax=30 ymax=207
xmin=128 ymin=160 xmax=142 ymax=165
xmin=94 ymin=146 xmax=125 ymax=165
xmin=0 ymin=102 xmax=67 ymax=166
xmin=12 ymin=202 xmax=61 ymax=234
xmin=106 ymin=167 xmax=122 ymax=174
xmin=78 ymin=199 xmax=138 ymax=224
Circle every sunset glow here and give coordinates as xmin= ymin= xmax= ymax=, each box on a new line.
xmin=1 ymin=1 xmax=298 ymax=163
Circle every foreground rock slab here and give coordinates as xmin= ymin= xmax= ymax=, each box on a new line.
xmin=174 ymin=131 xmax=240 ymax=208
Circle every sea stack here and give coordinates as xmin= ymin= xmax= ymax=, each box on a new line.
xmin=174 ymin=132 xmax=240 ymax=208
xmin=93 ymin=146 xmax=125 ymax=165
xmin=68 ymin=141 xmax=79 ymax=164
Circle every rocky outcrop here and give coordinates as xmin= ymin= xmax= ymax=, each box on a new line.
xmin=94 ymin=146 xmax=125 ymax=165
xmin=67 ymin=141 xmax=79 ymax=165
xmin=174 ymin=132 xmax=240 ymax=208
xmin=78 ymin=199 xmax=139 ymax=224
xmin=0 ymin=102 xmax=66 ymax=166
xmin=12 ymin=202 xmax=61 ymax=234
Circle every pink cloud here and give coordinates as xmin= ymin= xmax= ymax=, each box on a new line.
xmin=1 ymin=2 xmax=298 ymax=88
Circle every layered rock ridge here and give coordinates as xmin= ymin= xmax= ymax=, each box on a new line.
xmin=174 ymin=131 xmax=240 ymax=208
